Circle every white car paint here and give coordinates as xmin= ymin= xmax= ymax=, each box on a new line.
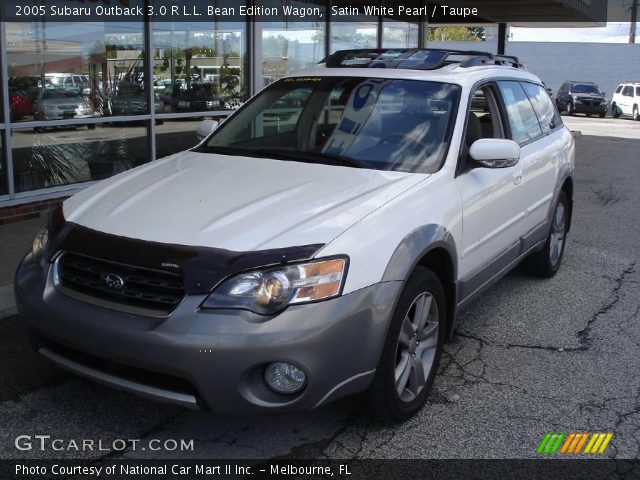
xmin=63 ymin=61 xmax=575 ymax=296
xmin=64 ymin=152 xmax=424 ymax=253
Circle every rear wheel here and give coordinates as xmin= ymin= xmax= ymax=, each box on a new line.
xmin=599 ymin=111 xmax=606 ymax=118
xmin=522 ymin=192 xmax=569 ymax=278
xmin=367 ymin=267 xmax=445 ymax=424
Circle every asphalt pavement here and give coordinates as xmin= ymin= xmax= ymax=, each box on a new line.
xmin=1 ymin=116 xmax=639 ymax=461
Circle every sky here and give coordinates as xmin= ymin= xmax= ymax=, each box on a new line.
xmin=510 ymin=22 xmax=637 ymax=43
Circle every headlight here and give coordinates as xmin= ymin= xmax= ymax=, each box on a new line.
xmin=32 ymin=228 xmax=49 ymax=264
xmin=201 ymin=257 xmax=347 ymax=315
xmin=572 ymin=95 xmax=581 ymax=102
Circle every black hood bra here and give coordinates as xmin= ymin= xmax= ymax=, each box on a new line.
xmin=46 ymin=206 xmax=324 ymax=295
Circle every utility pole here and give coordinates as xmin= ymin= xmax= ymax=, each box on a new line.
xmin=631 ymin=0 xmax=639 ymax=44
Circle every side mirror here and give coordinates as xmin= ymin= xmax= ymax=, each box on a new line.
xmin=469 ymin=138 xmax=520 ymax=168
xmin=196 ymin=119 xmax=219 ymax=141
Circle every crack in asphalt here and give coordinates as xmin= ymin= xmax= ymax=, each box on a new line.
xmin=576 ymin=261 xmax=637 ymax=351
xmin=453 ymin=260 xmax=637 ymax=354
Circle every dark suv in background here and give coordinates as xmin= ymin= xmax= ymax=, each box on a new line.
xmin=556 ymin=81 xmax=608 ymax=118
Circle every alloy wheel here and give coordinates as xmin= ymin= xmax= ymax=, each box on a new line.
xmin=394 ymin=292 xmax=439 ymax=403
xmin=549 ymin=202 xmax=566 ymax=267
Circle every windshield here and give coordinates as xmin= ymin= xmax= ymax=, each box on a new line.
xmin=572 ymin=84 xmax=600 ymax=94
xmin=204 ymin=77 xmax=460 ymax=173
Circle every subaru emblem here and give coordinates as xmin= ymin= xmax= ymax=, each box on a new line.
xmin=101 ymin=273 xmax=125 ymax=290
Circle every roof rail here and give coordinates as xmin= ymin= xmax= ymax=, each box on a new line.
xmin=324 ymin=49 xmax=526 ymax=71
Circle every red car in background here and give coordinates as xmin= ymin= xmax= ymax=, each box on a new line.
xmin=9 ymin=76 xmax=41 ymax=120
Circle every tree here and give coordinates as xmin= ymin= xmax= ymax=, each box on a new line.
xmin=428 ymin=26 xmax=486 ymax=42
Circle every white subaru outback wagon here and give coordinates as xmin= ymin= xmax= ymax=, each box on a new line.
xmin=16 ymin=49 xmax=575 ymax=423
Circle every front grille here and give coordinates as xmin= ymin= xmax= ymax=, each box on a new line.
xmin=55 ymin=252 xmax=185 ymax=316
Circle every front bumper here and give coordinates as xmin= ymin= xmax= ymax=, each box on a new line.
xmin=15 ymin=254 xmax=401 ymax=413
xmin=573 ymin=102 xmax=607 ymax=114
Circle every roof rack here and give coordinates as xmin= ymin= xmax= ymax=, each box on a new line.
xmin=324 ymin=49 xmax=526 ymax=71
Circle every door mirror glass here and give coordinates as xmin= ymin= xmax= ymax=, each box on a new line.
xmin=469 ymin=138 xmax=520 ymax=168
xmin=196 ymin=119 xmax=219 ymax=141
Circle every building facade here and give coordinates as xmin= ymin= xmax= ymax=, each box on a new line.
xmin=0 ymin=0 xmax=606 ymax=215
xmin=0 ymin=4 xmax=422 ymax=214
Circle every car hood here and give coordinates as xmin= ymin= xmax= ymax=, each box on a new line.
xmin=64 ymin=152 xmax=425 ymax=251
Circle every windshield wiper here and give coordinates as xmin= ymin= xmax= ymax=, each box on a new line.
xmin=200 ymin=146 xmax=369 ymax=169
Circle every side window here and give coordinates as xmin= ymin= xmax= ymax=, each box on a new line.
xmin=615 ymin=85 xmax=623 ymax=94
xmin=635 ymin=87 xmax=640 ymax=98
xmin=521 ymin=82 xmax=561 ymax=134
xmin=623 ymin=86 xmax=634 ymax=97
xmin=497 ymin=81 xmax=543 ymax=145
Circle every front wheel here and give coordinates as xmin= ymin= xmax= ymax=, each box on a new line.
xmin=366 ymin=267 xmax=445 ymax=424
xmin=599 ymin=111 xmax=606 ymax=118
xmin=634 ymin=105 xmax=640 ymax=121
xmin=612 ymin=103 xmax=622 ymax=118
xmin=566 ymin=102 xmax=574 ymax=116
xmin=521 ymin=192 xmax=569 ymax=278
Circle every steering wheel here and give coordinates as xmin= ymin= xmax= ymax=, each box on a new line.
xmin=379 ymin=133 xmax=429 ymax=152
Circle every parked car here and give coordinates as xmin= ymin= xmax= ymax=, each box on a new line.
xmin=34 ymin=89 xmax=94 ymax=123
xmin=556 ymin=81 xmax=608 ymax=117
xmin=16 ymin=49 xmax=575 ymax=423
xmin=111 ymin=83 xmax=163 ymax=116
xmin=8 ymin=76 xmax=41 ymax=120
xmin=45 ymin=73 xmax=91 ymax=95
xmin=611 ymin=82 xmax=640 ymax=121
xmin=168 ymin=83 xmax=221 ymax=113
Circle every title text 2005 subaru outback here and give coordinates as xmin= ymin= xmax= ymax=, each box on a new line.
xmin=16 ymin=49 xmax=575 ymax=423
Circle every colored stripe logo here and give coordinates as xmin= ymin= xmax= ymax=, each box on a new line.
xmin=537 ymin=433 xmax=613 ymax=454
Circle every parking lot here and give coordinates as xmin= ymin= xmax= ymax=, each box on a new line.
xmin=0 ymin=116 xmax=639 ymax=461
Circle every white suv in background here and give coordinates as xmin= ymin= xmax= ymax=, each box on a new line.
xmin=612 ymin=82 xmax=640 ymax=120
xmin=17 ymin=49 xmax=575 ymax=423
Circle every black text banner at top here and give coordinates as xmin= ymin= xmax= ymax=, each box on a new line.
xmin=1 ymin=0 xmax=611 ymax=23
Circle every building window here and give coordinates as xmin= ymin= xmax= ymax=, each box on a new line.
xmin=152 ymin=16 xmax=248 ymax=115
xmin=12 ymin=124 xmax=148 ymax=193
xmin=261 ymin=0 xmax=326 ymax=86
xmin=330 ymin=17 xmax=378 ymax=52
xmin=6 ymin=20 xmax=146 ymax=121
xmin=382 ymin=20 xmax=419 ymax=48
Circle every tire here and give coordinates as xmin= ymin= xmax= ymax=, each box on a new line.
xmin=566 ymin=102 xmax=574 ymax=116
xmin=521 ymin=191 xmax=569 ymax=278
xmin=634 ymin=105 xmax=640 ymax=121
xmin=87 ymin=124 xmax=96 ymax=130
xmin=366 ymin=267 xmax=445 ymax=424
xmin=612 ymin=104 xmax=622 ymax=118
xmin=599 ymin=111 xmax=606 ymax=118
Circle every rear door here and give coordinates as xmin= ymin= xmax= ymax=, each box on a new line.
xmin=518 ymin=82 xmax=564 ymax=231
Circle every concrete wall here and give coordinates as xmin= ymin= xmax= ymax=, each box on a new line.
xmin=429 ymin=40 xmax=640 ymax=100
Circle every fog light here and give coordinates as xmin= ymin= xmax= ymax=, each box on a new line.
xmin=265 ymin=362 xmax=306 ymax=394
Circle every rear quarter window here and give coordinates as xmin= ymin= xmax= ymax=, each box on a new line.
xmin=521 ymin=82 xmax=562 ymax=134
xmin=497 ymin=81 xmax=543 ymax=145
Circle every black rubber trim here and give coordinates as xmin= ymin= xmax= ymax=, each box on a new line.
xmin=45 ymin=206 xmax=324 ymax=295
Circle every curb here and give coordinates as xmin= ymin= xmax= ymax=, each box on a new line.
xmin=0 ymin=284 xmax=16 ymax=319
